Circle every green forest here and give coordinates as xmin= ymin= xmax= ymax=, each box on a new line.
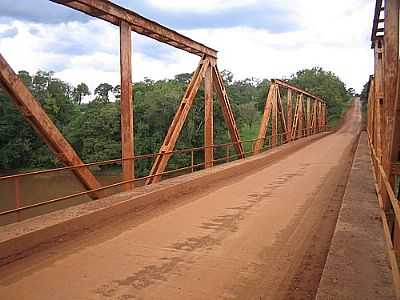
xmin=0 ymin=67 xmax=353 ymax=176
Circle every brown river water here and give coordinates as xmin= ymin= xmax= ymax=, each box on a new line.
xmin=0 ymin=166 xmax=193 ymax=226
xmin=0 ymin=170 xmax=133 ymax=226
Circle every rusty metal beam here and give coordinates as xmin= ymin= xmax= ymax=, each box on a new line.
xmin=276 ymin=87 xmax=288 ymax=142
xmin=272 ymin=79 xmax=325 ymax=103
xmin=254 ymin=83 xmax=276 ymax=153
xmin=212 ymin=64 xmax=244 ymax=158
xmin=272 ymin=85 xmax=278 ymax=147
xmin=287 ymin=89 xmax=293 ymax=140
xmin=306 ymin=97 xmax=311 ymax=135
xmin=120 ymin=20 xmax=134 ymax=191
xmin=311 ymin=101 xmax=317 ymax=134
xmin=383 ymin=0 xmax=399 ymax=187
xmin=50 ymin=0 xmax=218 ymax=58
xmin=371 ymin=0 xmax=384 ymax=43
xmin=204 ymin=62 xmax=214 ymax=168
xmin=145 ymin=57 xmax=244 ymax=184
xmin=292 ymin=94 xmax=304 ymax=140
xmin=0 ymin=53 xmax=102 ymax=199
xmin=146 ymin=57 xmax=210 ymax=185
xmin=368 ymin=0 xmax=400 ymax=286
xmin=392 ymin=163 xmax=400 ymax=176
xmin=367 ymin=77 xmax=375 ymax=145
xmin=254 ymin=80 xmax=326 ymax=154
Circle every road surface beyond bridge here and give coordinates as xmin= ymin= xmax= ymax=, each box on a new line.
xmin=0 ymin=100 xmax=361 ymax=299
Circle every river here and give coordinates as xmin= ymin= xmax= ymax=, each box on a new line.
xmin=0 ymin=170 xmax=130 ymax=226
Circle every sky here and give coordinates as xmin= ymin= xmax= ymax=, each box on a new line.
xmin=0 ymin=0 xmax=375 ymax=93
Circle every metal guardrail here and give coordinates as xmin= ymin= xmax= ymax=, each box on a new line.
xmin=0 ymin=126 xmax=326 ymax=221
xmin=368 ymin=134 xmax=400 ymax=297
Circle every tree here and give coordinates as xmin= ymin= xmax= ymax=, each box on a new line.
xmin=360 ymin=81 xmax=369 ymax=103
xmin=0 ymin=67 xmax=349 ymax=173
xmin=73 ymin=83 xmax=90 ymax=105
xmin=68 ymin=102 xmax=121 ymax=163
xmin=94 ymin=83 xmax=113 ymax=103
xmin=174 ymin=73 xmax=192 ymax=84
xmin=288 ymin=67 xmax=351 ymax=122
xmin=0 ymin=70 xmax=77 ymax=169
xmin=113 ymin=85 xmax=121 ymax=101
xmin=221 ymin=70 xmax=234 ymax=84
xmin=238 ymin=102 xmax=259 ymax=128
xmin=347 ymin=88 xmax=356 ymax=96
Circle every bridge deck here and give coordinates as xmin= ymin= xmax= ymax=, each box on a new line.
xmin=1 ymin=101 xmax=361 ymax=299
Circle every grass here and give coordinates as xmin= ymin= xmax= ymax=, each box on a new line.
xmin=239 ymin=122 xmax=260 ymax=153
xmin=328 ymin=99 xmax=353 ymax=129
xmin=328 ymin=115 xmax=342 ymax=129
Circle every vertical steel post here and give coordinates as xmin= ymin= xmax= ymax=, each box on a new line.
xmin=191 ymin=149 xmax=194 ymax=173
xmin=204 ymin=61 xmax=214 ymax=168
xmin=287 ymin=89 xmax=292 ymax=142
xmin=15 ymin=177 xmax=21 ymax=222
xmin=120 ymin=20 xmax=134 ymax=191
xmin=272 ymin=88 xmax=278 ymax=147
xmin=306 ymin=97 xmax=311 ymax=136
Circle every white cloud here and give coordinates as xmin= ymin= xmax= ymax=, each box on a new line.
xmin=0 ymin=0 xmax=375 ymax=93
xmin=182 ymin=0 xmax=375 ymax=91
xmin=147 ymin=0 xmax=257 ymax=12
xmin=181 ymin=26 xmax=372 ymax=91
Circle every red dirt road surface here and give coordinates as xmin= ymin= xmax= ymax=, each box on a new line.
xmin=0 ymin=100 xmax=361 ymax=299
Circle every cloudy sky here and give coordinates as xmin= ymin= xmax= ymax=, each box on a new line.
xmin=0 ymin=0 xmax=374 ymax=92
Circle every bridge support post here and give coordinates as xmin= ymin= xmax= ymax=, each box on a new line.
xmin=204 ymin=59 xmax=214 ymax=168
xmin=384 ymin=0 xmax=400 ymax=250
xmin=318 ymin=102 xmax=322 ymax=133
xmin=311 ymin=101 xmax=317 ymax=134
xmin=292 ymin=95 xmax=299 ymax=140
xmin=384 ymin=0 xmax=399 ymax=190
xmin=374 ymin=37 xmax=388 ymax=209
xmin=287 ymin=89 xmax=292 ymax=141
xmin=296 ymin=94 xmax=304 ymax=139
xmin=120 ymin=20 xmax=135 ymax=191
xmin=306 ymin=97 xmax=311 ymax=136
xmin=276 ymin=88 xmax=287 ymax=145
xmin=254 ymin=83 xmax=276 ymax=153
xmin=272 ymin=86 xmax=278 ymax=147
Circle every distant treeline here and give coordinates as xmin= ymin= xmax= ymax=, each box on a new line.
xmin=0 ymin=67 xmax=352 ymax=175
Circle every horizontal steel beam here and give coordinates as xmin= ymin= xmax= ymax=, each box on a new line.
xmin=371 ymin=0 xmax=384 ymax=43
xmin=392 ymin=162 xmax=400 ymax=175
xmin=50 ymin=0 xmax=217 ymax=58
xmin=272 ymin=79 xmax=325 ymax=103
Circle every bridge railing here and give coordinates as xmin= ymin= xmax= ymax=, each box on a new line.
xmin=368 ymin=0 xmax=400 ymax=295
xmin=0 ymin=126 xmax=325 ymax=224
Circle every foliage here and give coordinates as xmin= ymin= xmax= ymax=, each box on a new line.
xmin=360 ymin=80 xmax=370 ymax=103
xmin=94 ymin=83 xmax=113 ymax=103
xmin=288 ymin=67 xmax=351 ymax=126
xmin=359 ymin=80 xmax=370 ymax=113
xmin=0 ymin=67 xmax=352 ymax=175
xmin=0 ymin=71 xmax=78 ymax=169
xmin=72 ymin=83 xmax=90 ymax=105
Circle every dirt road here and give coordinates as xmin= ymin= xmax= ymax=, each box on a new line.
xmin=0 ymin=100 xmax=361 ymax=300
